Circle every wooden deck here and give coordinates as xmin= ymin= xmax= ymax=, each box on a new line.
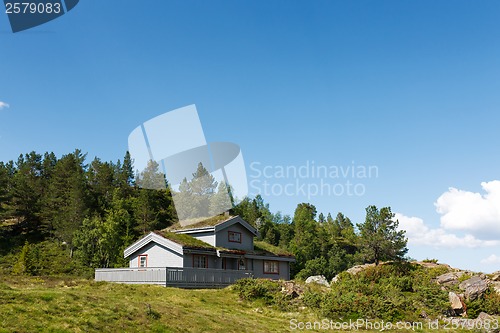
xmin=95 ymin=267 xmax=253 ymax=288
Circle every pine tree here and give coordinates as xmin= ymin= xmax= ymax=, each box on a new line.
xmin=172 ymin=177 xmax=194 ymax=220
xmin=10 ymin=152 xmax=44 ymax=232
xmin=209 ymin=181 xmax=232 ymax=216
xmin=136 ymin=160 xmax=166 ymax=190
xmin=357 ymin=205 xmax=408 ymax=265
xmin=0 ymin=162 xmax=10 ymax=218
xmin=289 ymin=203 xmax=319 ymax=275
xmin=189 ymin=162 xmax=217 ymax=218
xmin=121 ymin=151 xmax=135 ymax=187
xmin=41 ymin=150 xmax=89 ymax=252
xmin=87 ymin=157 xmax=116 ymax=214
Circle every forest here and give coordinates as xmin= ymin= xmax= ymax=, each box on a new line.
xmin=0 ymin=149 xmax=407 ymax=279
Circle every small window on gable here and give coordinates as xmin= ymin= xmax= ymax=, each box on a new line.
xmin=138 ymin=255 xmax=147 ymax=268
xmin=228 ymin=231 xmax=242 ymax=243
xmin=263 ymin=260 xmax=279 ymax=274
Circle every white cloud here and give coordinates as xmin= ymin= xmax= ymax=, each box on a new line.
xmin=480 ymin=254 xmax=500 ymax=265
xmin=0 ymin=101 xmax=9 ymax=110
xmin=395 ymin=212 xmax=499 ymax=249
xmin=435 ymin=181 xmax=500 ymax=239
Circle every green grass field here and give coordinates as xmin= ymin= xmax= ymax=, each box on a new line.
xmin=0 ymin=275 xmax=319 ymax=333
xmin=0 ymin=275 xmax=482 ymax=333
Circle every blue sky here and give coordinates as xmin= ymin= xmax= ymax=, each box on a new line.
xmin=1 ymin=1 xmax=500 ymax=272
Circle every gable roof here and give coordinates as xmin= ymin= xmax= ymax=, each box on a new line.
xmin=123 ymin=231 xmax=215 ymax=258
xmin=154 ymin=230 xmax=215 ymax=250
xmin=169 ymin=215 xmax=258 ymax=236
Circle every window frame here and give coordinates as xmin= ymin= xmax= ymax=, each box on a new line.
xmin=263 ymin=260 xmax=279 ymax=274
xmin=238 ymin=258 xmax=247 ymax=271
xmin=228 ymin=230 xmax=242 ymax=243
xmin=222 ymin=257 xmax=227 ymax=270
xmin=193 ymin=254 xmax=208 ymax=269
xmin=138 ymin=254 xmax=148 ymax=268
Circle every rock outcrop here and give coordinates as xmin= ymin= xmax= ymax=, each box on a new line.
xmin=305 ymin=275 xmax=330 ymax=288
xmin=459 ymin=276 xmax=490 ymax=301
xmin=490 ymin=271 xmax=500 ymax=282
xmin=491 ymin=281 xmax=500 ymax=294
xmin=415 ymin=261 xmax=451 ymax=269
xmin=345 ymin=263 xmax=376 ymax=275
xmin=444 ymin=313 xmax=499 ymax=333
xmin=449 ymin=292 xmax=466 ymax=316
xmin=281 ymin=281 xmax=304 ymax=298
xmin=436 ymin=272 xmax=465 ymax=286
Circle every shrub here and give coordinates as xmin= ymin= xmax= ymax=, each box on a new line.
xmin=11 ymin=241 xmax=92 ymax=277
xmin=233 ymin=278 xmax=299 ymax=311
xmin=318 ymin=263 xmax=450 ymax=321
xmin=295 ymin=257 xmax=328 ymax=281
xmin=483 ymin=288 xmax=500 ymax=315
xmin=422 ymin=258 xmax=439 ymax=264
xmin=233 ymin=278 xmax=281 ymax=305
xmin=303 ymin=290 xmax=323 ymax=309
xmin=465 ymin=287 xmax=500 ymax=318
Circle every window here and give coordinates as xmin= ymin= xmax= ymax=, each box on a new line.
xmin=264 ymin=260 xmax=279 ymax=274
xmin=222 ymin=258 xmax=227 ymax=270
xmin=193 ymin=255 xmax=208 ymax=268
xmin=238 ymin=259 xmax=246 ymax=270
xmin=138 ymin=255 xmax=147 ymax=268
xmin=228 ymin=231 xmax=242 ymax=243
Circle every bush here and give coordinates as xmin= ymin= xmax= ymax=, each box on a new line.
xmin=303 ymin=290 xmax=323 ymax=309
xmin=422 ymin=258 xmax=439 ymax=264
xmin=466 ymin=287 xmax=500 ymax=318
xmin=295 ymin=257 xmax=328 ymax=281
xmin=318 ymin=263 xmax=450 ymax=321
xmin=11 ymin=241 xmax=92 ymax=277
xmin=233 ymin=278 xmax=281 ymax=305
xmin=483 ymin=288 xmax=500 ymax=315
xmin=233 ymin=278 xmax=298 ymax=311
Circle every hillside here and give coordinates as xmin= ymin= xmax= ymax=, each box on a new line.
xmin=1 ymin=264 xmax=499 ymax=333
xmin=0 ymin=275 xmax=331 ymax=333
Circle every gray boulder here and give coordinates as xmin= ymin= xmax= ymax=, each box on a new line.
xmin=345 ymin=264 xmax=375 ymax=275
xmin=459 ymin=276 xmax=490 ymax=301
xmin=436 ymin=272 xmax=464 ymax=285
xmin=459 ymin=275 xmax=483 ymax=289
xmin=444 ymin=314 xmax=499 ymax=333
xmin=476 ymin=313 xmax=499 ymax=333
xmin=305 ymin=275 xmax=330 ymax=288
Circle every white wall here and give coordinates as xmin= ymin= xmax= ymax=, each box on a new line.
xmin=129 ymin=242 xmax=183 ymax=268
xmin=187 ymin=231 xmax=216 ymax=246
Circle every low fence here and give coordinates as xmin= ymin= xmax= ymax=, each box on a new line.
xmin=95 ymin=267 xmax=252 ymax=288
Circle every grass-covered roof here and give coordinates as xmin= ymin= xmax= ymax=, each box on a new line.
xmin=167 ymin=215 xmax=236 ymax=231
xmin=253 ymin=241 xmax=294 ymax=257
xmin=154 ymin=230 xmax=215 ymax=250
xmin=253 ymin=241 xmax=293 ymax=257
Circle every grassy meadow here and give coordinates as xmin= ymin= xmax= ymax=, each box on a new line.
xmin=0 ymin=274 xmax=483 ymax=333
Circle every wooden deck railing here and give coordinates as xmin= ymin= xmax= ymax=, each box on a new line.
xmin=95 ymin=267 xmax=252 ymax=288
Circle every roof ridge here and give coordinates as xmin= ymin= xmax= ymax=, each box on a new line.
xmin=167 ymin=215 xmax=240 ymax=231
xmin=153 ymin=230 xmax=215 ymax=250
